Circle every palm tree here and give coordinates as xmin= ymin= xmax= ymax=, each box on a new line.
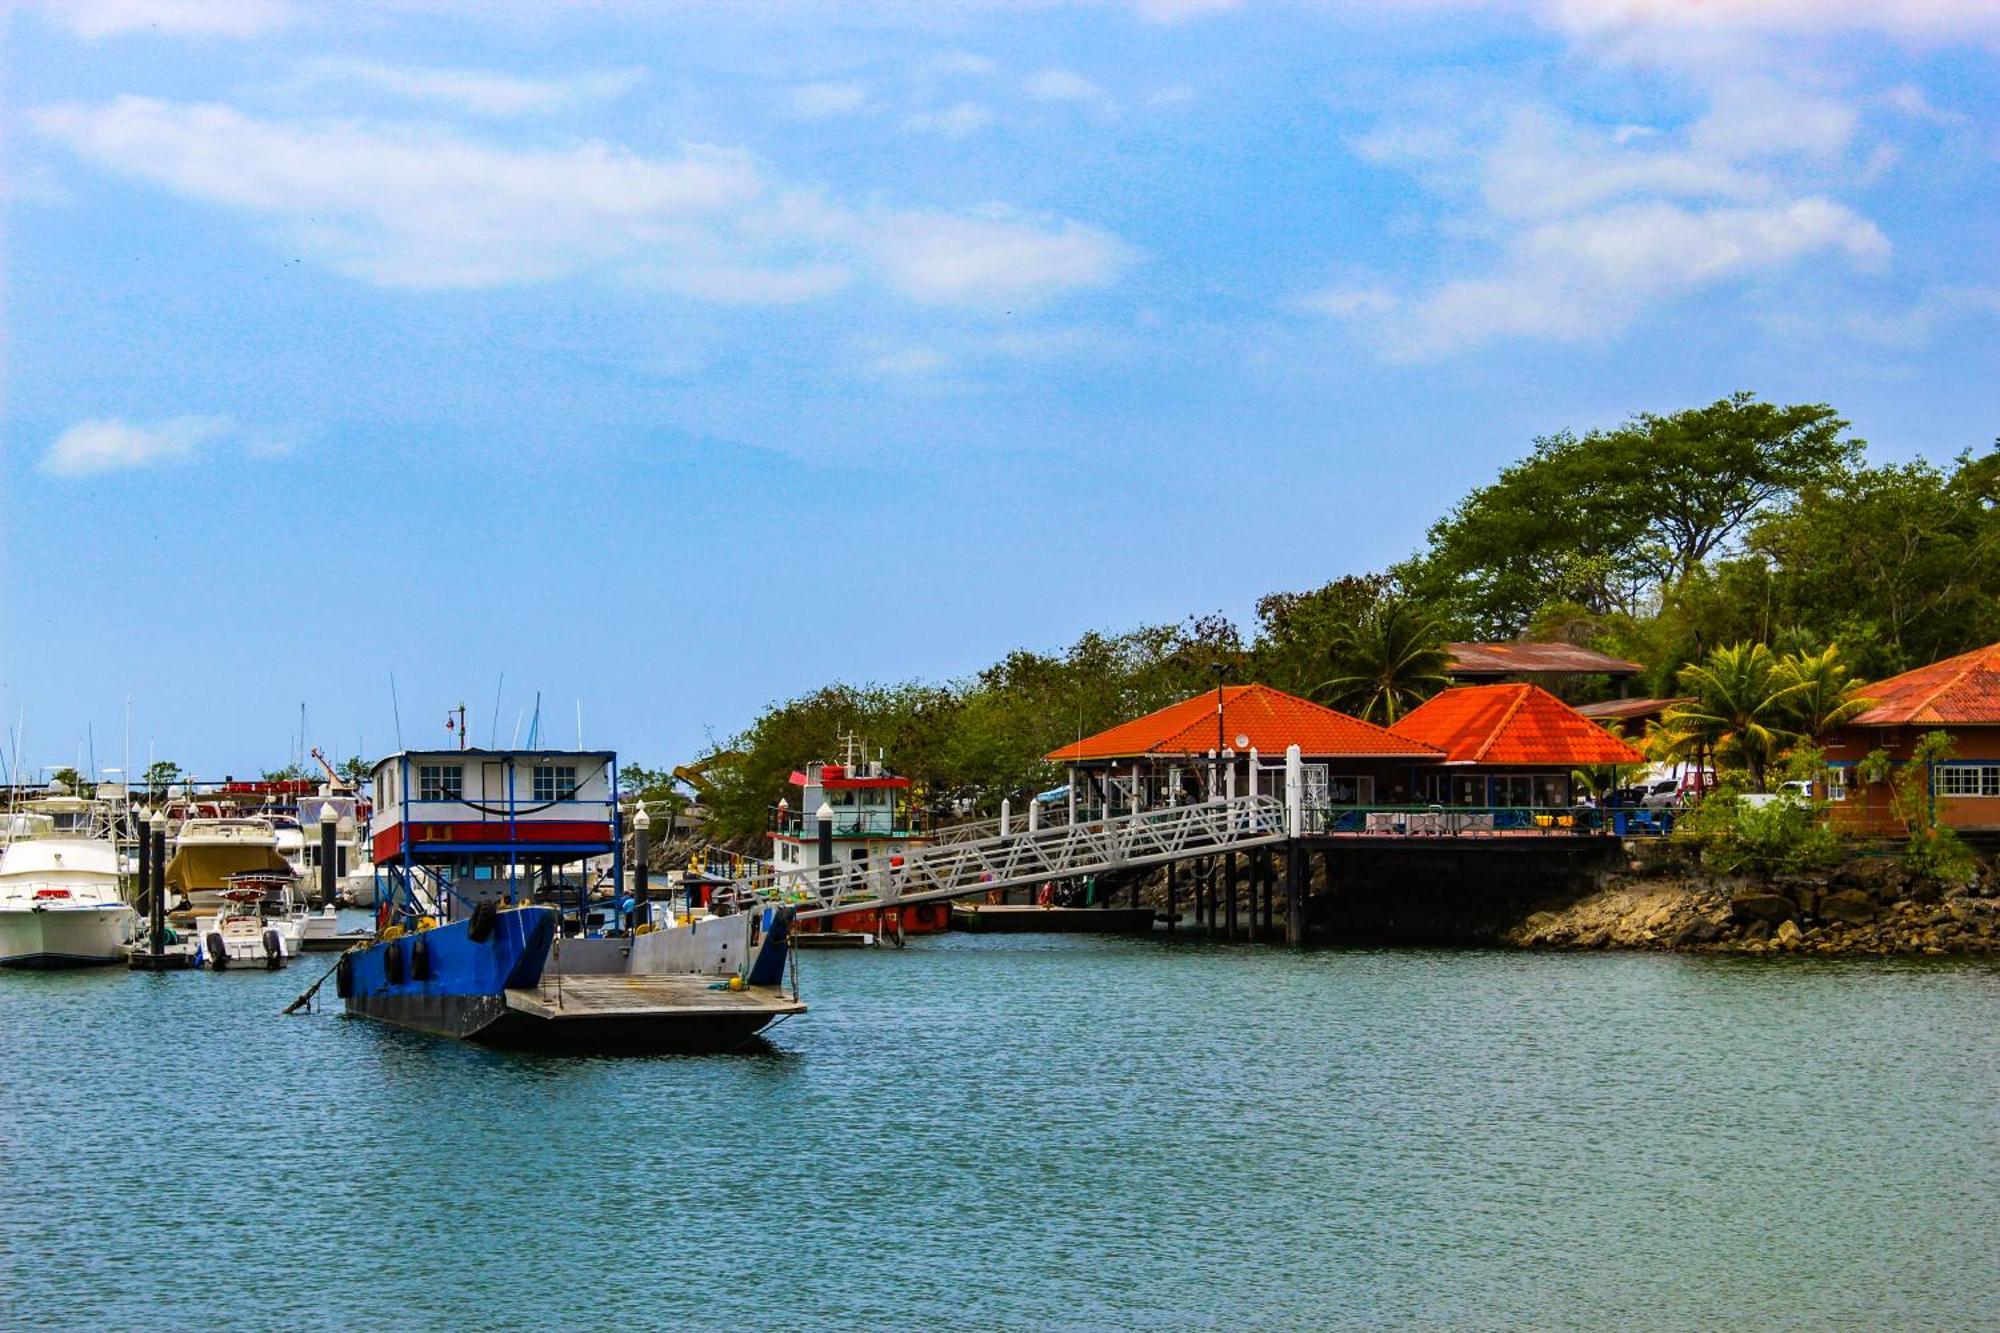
xmin=1315 ymin=600 xmax=1452 ymax=723
xmin=1659 ymin=642 xmax=1808 ymax=791
xmin=1774 ymin=644 xmax=1874 ymax=741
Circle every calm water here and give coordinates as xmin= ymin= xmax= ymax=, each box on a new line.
xmin=3 ymin=929 xmax=1998 ymax=1330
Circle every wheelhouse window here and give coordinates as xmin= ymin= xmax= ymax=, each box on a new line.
xmin=533 ymin=764 xmax=578 ymax=802
xmin=417 ymin=764 xmax=462 ymax=802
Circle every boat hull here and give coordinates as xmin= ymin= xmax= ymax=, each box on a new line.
xmin=0 ymin=905 xmax=134 ymax=968
xmin=340 ymin=906 xmax=556 ymax=1041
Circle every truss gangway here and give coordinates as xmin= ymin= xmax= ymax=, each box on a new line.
xmin=721 ymin=781 xmax=1301 ymax=922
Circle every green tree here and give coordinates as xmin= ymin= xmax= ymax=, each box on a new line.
xmin=336 ymin=756 xmax=370 ymax=786
xmin=1772 ymin=645 xmax=1873 ymax=742
xmin=1315 ymin=599 xmax=1452 ymax=723
xmin=261 ymin=762 xmax=309 ymax=783
xmin=1249 ymin=575 xmax=1392 ymax=697
xmin=1857 ymin=731 xmax=1978 ymax=885
xmin=143 ymin=760 xmax=182 ymax=801
xmin=1659 ymin=642 xmax=1807 ymax=791
xmin=1752 ymin=450 xmax=2000 ymax=678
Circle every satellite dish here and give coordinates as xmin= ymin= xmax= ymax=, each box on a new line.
xmin=1234 ymin=734 xmax=1250 ymax=749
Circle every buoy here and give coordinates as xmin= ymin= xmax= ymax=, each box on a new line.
xmin=727 ymin=975 xmax=745 ymax=992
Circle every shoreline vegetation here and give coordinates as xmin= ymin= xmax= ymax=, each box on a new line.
xmin=623 ymin=393 xmax=1997 ymax=953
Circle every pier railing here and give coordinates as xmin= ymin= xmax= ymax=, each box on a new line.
xmin=725 ymin=793 xmax=1290 ymax=921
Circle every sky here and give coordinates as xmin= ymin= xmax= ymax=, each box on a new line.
xmin=2 ymin=0 xmax=1995 ymax=782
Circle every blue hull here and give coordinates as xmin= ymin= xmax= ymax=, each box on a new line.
xmin=340 ymin=907 xmax=556 ymax=1041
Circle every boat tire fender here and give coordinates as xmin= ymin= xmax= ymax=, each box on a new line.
xmin=335 ymin=952 xmax=354 ymax=999
xmin=410 ymin=932 xmax=431 ymax=982
xmin=467 ymin=900 xmax=498 ymax=944
xmin=206 ymin=931 xmax=229 ymax=971
xmin=384 ymin=939 xmax=406 ymax=985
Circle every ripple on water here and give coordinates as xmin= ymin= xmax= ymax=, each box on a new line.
xmin=2 ymin=938 xmax=1998 ymax=1330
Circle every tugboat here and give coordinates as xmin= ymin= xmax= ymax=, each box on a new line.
xmin=770 ymin=736 xmax=948 ymax=944
xmin=337 ymin=743 xmax=803 ymax=1052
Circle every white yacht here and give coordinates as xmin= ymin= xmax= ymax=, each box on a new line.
xmin=0 ymin=805 xmax=135 ymax=967
xmin=164 ymin=817 xmax=292 ymax=919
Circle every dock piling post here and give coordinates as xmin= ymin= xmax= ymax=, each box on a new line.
xmin=1000 ymin=798 xmax=1011 ymax=838
xmin=318 ymin=800 xmax=340 ymax=910
xmin=632 ymin=804 xmax=652 ymax=929
xmin=1166 ymin=858 xmax=1177 ymax=932
xmin=1285 ymin=843 xmax=1304 ymax=946
xmin=135 ymin=813 xmax=152 ymax=920
xmin=149 ymin=809 xmax=168 ymax=949
xmin=1225 ymin=851 xmax=1238 ymax=942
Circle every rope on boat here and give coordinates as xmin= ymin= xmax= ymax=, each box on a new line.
xmin=282 ymin=949 xmax=352 ymax=1015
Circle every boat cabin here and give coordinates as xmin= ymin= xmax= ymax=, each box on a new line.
xmin=770 ymin=755 xmax=924 ymax=885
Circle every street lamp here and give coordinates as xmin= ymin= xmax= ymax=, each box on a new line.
xmin=1211 ymin=661 xmax=1226 ymax=799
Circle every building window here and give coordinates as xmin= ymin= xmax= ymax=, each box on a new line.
xmin=417 ymin=764 xmax=462 ymax=801
xmin=1937 ymin=765 xmax=2000 ymax=798
xmin=533 ymin=764 xmax=578 ymax=802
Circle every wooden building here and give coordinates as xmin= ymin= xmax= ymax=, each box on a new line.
xmin=1825 ymin=641 xmax=2000 ymax=834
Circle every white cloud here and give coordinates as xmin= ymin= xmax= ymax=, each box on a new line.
xmin=1133 ymin=0 xmax=1242 ymax=24
xmin=1689 ymin=79 xmax=1857 ymax=162
xmin=1297 ymin=285 xmax=1399 ymax=318
xmin=917 ymin=51 xmax=997 ymax=79
xmin=787 ymin=82 xmax=869 ymax=120
xmin=1395 ymin=199 xmax=1887 ymax=354
xmin=865 ymin=347 xmax=953 ymax=378
xmin=298 ymin=60 xmax=645 ymax=118
xmin=1025 ymin=69 xmax=1114 ymax=112
xmin=46 ymin=0 xmax=292 ymax=39
xmin=40 ymin=415 xmax=234 ymax=475
xmin=866 ymin=207 xmax=1134 ymax=308
xmin=1878 ymin=84 xmax=1968 ymax=126
xmin=35 ymin=96 xmax=1131 ymax=310
xmin=1148 ymin=83 xmax=1196 ymax=108
xmin=1543 ymin=0 xmax=2000 ymax=43
xmin=902 ymin=101 xmax=996 ymax=137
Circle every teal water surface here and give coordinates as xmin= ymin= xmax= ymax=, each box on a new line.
xmin=3 ymin=932 xmax=1998 ymax=1330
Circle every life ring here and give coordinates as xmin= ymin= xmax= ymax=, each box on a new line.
xmin=908 ymin=902 xmax=942 ymax=931
xmin=383 ymin=939 xmax=406 ymax=985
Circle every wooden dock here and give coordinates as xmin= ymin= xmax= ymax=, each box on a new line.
xmin=950 ymin=904 xmax=1157 ymax=934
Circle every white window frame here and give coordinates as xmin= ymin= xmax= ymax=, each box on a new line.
xmin=533 ymin=764 xmax=578 ymax=803
xmin=417 ymin=764 xmax=462 ymax=802
xmin=1935 ymin=765 xmax=1987 ymax=798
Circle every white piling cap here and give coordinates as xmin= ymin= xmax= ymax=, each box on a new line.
xmin=632 ymin=804 xmax=652 ymax=829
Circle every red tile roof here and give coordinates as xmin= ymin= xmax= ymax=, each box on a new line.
xmin=1446 ymin=642 xmax=1643 ymax=677
xmin=1852 ymin=641 xmax=2000 ymax=727
xmin=1389 ymin=684 xmax=1645 ymax=766
xmin=1045 ymin=684 xmax=1445 ymax=763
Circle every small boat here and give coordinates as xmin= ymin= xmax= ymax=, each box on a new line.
xmin=0 ymin=806 xmax=134 ymax=968
xmin=193 ymin=872 xmax=305 ymax=969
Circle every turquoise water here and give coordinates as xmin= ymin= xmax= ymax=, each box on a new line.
xmin=3 ymin=931 xmax=1998 ymax=1330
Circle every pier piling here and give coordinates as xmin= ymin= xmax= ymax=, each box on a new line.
xmin=319 ymin=801 xmax=339 ymax=910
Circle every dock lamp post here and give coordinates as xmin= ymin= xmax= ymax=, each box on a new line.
xmin=1211 ymin=661 xmax=1226 ymax=799
xmin=631 ymin=804 xmax=652 ymax=930
xmin=318 ymin=801 xmax=340 ymax=911
xmin=148 ymin=807 xmax=168 ymax=953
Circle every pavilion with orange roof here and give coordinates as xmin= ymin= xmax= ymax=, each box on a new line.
xmin=1387 ymin=682 xmax=1646 ymax=809
xmin=1825 ymin=640 xmax=2000 ymax=834
xmin=1045 ymin=683 xmax=1444 ymax=813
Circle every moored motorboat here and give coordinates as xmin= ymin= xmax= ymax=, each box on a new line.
xmin=0 ymin=811 xmax=134 ymax=967
xmin=193 ymin=872 xmax=306 ymax=969
xmin=166 ymin=817 xmax=293 ymax=920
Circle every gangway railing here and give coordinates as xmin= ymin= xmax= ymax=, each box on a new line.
xmin=720 ymin=792 xmax=1291 ymax=922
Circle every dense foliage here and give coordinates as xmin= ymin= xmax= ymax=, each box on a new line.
xmin=651 ymin=394 xmax=1994 ymax=846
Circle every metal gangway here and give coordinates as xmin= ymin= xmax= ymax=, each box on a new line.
xmin=725 ymin=747 xmax=1312 ymax=922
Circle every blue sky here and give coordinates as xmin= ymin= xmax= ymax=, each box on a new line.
xmin=3 ymin=0 xmax=1995 ymax=781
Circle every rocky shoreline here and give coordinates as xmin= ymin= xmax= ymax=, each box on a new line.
xmin=1506 ymin=852 xmax=2000 ymax=955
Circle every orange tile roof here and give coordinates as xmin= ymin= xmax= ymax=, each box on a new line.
xmin=1045 ymin=684 xmax=1445 ymax=763
xmin=1389 ymin=684 xmax=1645 ymax=766
xmin=1852 ymin=641 xmax=2000 ymax=727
